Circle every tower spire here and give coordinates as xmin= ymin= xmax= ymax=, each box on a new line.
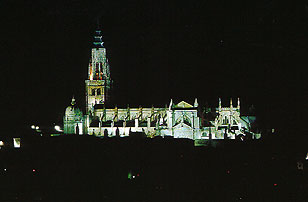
xmin=93 ymin=29 xmax=104 ymax=48
xmin=85 ymin=26 xmax=111 ymax=114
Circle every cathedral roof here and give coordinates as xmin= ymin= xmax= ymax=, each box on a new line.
xmin=172 ymin=101 xmax=197 ymax=110
xmin=94 ymin=103 xmax=166 ymax=110
xmin=175 ymin=101 xmax=193 ymax=108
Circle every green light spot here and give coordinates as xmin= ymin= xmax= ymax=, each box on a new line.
xmin=128 ymin=172 xmax=132 ymax=179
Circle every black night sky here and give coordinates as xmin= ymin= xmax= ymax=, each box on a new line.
xmin=0 ymin=0 xmax=307 ymax=135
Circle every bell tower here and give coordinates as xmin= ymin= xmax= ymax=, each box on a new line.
xmin=85 ymin=29 xmax=111 ymax=114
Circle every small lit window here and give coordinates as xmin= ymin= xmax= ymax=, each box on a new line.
xmin=13 ymin=138 xmax=21 ymax=148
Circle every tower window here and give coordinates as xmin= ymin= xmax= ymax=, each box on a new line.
xmin=92 ymin=89 xmax=96 ymax=96
xmin=97 ymin=88 xmax=101 ymax=95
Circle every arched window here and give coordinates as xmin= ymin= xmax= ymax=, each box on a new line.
xmin=223 ymin=116 xmax=229 ymax=125
xmin=92 ymin=89 xmax=96 ymax=96
xmin=97 ymin=88 xmax=101 ymax=95
xmin=183 ymin=115 xmax=191 ymax=126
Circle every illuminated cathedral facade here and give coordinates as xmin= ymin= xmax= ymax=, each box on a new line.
xmin=63 ymin=29 xmax=261 ymax=141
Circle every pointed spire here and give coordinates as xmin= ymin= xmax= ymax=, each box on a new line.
xmin=93 ymin=28 xmax=104 ymax=48
xmin=230 ymin=98 xmax=233 ymax=108
xmin=237 ymin=97 xmax=240 ymax=109
xmin=194 ymin=98 xmax=198 ymax=107
xmin=151 ymin=105 xmax=154 ymax=116
xmin=219 ymin=98 xmax=221 ymax=109
xmin=169 ymin=99 xmax=173 ymax=110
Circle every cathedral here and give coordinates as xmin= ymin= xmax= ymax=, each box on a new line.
xmin=63 ymin=29 xmax=261 ymax=141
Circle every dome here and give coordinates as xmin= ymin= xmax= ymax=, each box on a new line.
xmin=65 ymin=106 xmax=82 ymax=116
xmin=65 ymin=97 xmax=83 ymax=117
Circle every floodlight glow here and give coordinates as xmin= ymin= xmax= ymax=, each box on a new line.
xmin=36 ymin=126 xmax=39 ymax=130
xmin=13 ymin=138 xmax=21 ymax=148
xmin=128 ymin=172 xmax=132 ymax=179
xmin=306 ymin=153 xmax=308 ymax=160
xmin=0 ymin=141 xmax=4 ymax=146
xmin=31 ymin=125 xmax=36 ymax=129
xmin=54 ymin=125 xmax=62 ymax=132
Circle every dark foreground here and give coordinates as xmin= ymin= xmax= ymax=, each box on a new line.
xmin=0 ymin=134 xmax=307 ymax=202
